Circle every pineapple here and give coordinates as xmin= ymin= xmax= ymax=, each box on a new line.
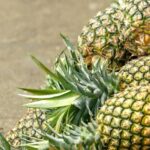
xmin=97 ymin=85 xmax=150 ymax=149
xmin=41 ymin=55 xmax=150 ymax=150
xmin=6 ymin=109 xmax=46 ymax=147
xmin=118 ymin=55 xmax=150 ymax=89
xmin=1 ymin=1 xmax=149 ymax=149
xmin=5 ymin=49 xmax=150 ymax=148
xmin=5 ymin=39 xmax=119 ymax=148
xmin=30 ymin=120 xmax=101 ymax=150
xmin=37 ymin=85 xmax=150 ymax=150
xmin=78 ymin=0 xmax=150 ymax=69
xmin=4 ymin=34 xmax=150 ymax=149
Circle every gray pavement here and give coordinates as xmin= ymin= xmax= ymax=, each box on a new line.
xmin=0 ymin=0 xmax=112 ymax=133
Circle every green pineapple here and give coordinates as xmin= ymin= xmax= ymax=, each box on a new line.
xmin=118 ymin=55 xmax=150 ymax=89
xmin=78 ymin=0 xmax=150 ymax=69
xmin=28 ymin=120 xmax=101 ymax=150
xmin=97 ymin=85 xmax=150 ymax=150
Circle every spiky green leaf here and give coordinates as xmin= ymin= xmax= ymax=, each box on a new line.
xmin=0 ymin=133 xmax=10 ymax=150
xmin=60 ymin=33 xmax=75 ymax=51
xmin=21 ymin=141 xmax=49 ymax=150
xmin=19 ymin=90 xmax=70 ymax=100
xmin=24 ymin=92 xmax=79 ymax=109
xmin=19 ymin=88 xmax=65 ymax=95
xmin=31 ymin=56 xmax=59 ymax=81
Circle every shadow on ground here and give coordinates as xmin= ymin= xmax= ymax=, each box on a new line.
xmin=0 ymin=0 xmax=113 ymax=133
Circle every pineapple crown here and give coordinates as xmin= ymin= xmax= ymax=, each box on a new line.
xmin=21 ymin=120 xmax=102 ymax=150
xmin=19 ymin=34 xmax=119 ymax=132
xmin=0 ymin=35 xmax=120 ymax=150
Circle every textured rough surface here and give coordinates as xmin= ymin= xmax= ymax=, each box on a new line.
xmin=6 ymin=109 xmax=46 ymax=147
xmin=97 ymin=85 xmax=150 ymax=149
xmin=78 ymin=0 xmax=150 ymax=69
xmin=0 ymin=0 xmax=113 ymax=134
xmin=119 ymin=56 xmax=150 ymax=89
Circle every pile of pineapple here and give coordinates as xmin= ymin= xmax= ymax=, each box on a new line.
xmin=1 ymin=0 xmax=150 ymax=149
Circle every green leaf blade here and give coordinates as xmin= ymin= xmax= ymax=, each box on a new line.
xmin=31 ymin=56 xmax=59 ymax=81
xmin=60 ymin=33 xmax=75 ymax=51
xmin=24 ymin=92 xmax=80 ymax=109
xmin=19 ymin=88 xmax=65 ymax=95
xmin=21 ymin=141 xmax=49 ymax=150
xmin=0 ymin=133 xmax=10 ymax=150
xmin=19 ymin=90 xmax=70 ymax=100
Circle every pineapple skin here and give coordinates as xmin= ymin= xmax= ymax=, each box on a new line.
xmin=6 ymin=109 xmax=46 ymax=147
xmin=119 ymin=55 xmax=150 ymax=89
xmin=78 ymin=0 xmax=150 ymax=68
xmin=97 ymin=85 xmax=150 ymax=150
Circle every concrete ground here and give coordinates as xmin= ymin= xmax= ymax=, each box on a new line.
xmin=0 ymin=0 xmax=112 ymax=133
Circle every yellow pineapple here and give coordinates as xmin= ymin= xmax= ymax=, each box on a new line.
xmin=78 ymin=0 xmax=150 ymax=69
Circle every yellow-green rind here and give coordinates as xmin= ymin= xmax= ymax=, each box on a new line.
xmin=97 ymin=85 xmax=150 ymax=150
xmin=6 ymin=109 xmax=46 ymax=147
xmin=119 ymin=55 xmax=150 ymax=89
